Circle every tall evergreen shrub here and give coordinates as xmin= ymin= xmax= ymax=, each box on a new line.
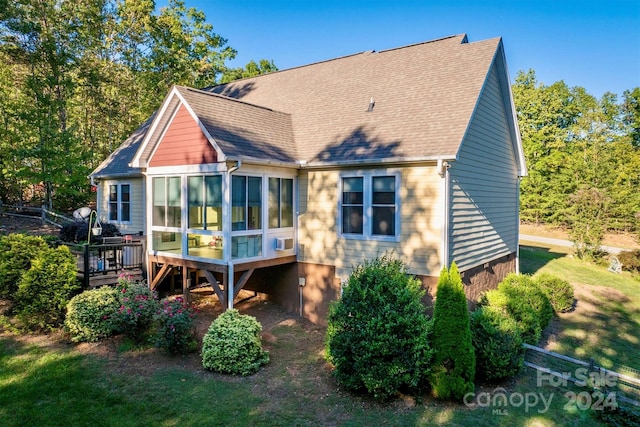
xmin=15 ymin=245 xmax=80 ymax=330
xmin=325 ymin=253 xmax=433 ymax=401
xmin=0 ymin=234 xmax=49 ymax=300
xmin=430 ymin=262 xmax=475 ymax=401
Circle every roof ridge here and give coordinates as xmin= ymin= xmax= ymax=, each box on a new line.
xmin=209 ymin=33 xmax=470 ymax=89
xmin=377 ymin=33 xmax=466 ymax=54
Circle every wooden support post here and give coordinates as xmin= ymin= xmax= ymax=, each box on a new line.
xmin=233 ymin=268 xmax=255 ymax=300
xmin=184 ymin=272 xmax=191 ymax=303
xmin=203 ymin=270 xmax=225 ymax=308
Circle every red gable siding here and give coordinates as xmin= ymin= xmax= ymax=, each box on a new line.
xmin=149 ymin=105 xmax=217 ymax=167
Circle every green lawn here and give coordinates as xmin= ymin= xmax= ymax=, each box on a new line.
xmin=1 ymin=244 xmax=637 ymax=426
xmin=520 ymin=244 xmax=640 ymax=371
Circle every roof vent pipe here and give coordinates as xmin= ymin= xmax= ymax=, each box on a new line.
xmin=367 ymin=97 xmax=375 ymax=112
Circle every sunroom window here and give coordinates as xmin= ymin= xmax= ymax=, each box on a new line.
xmin=152 ymin=177 xmax=181 ymax=227
xmin=232 ymin=175 xmax=262 ymax=231
xmin=188 ymin=175 xmax=222 ymax=230
xmin=268 ymin=177 xmax=294 ymax=228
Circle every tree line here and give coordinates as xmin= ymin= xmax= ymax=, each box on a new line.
xmin=0 ymin=0 xmax=275 ymax=211
xmin=513 ymin=70 xmax=640 ymax=238
xmin=1 ymin=2 xmax=639 ymax=239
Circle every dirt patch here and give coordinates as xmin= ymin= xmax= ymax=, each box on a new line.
xmin=0 ymin=215 xmax=60 ymax=236
xmin=1 ymin=291 xmax=321 ymax=381
xmin=520 ymin=223 xmax=639 ymax=250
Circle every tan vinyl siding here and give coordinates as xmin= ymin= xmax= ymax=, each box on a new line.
xmin=448 ymin=64 xmax=518 ymax=270
xmin=298 ymin=165 xmax=443 ymax=280
xmin=98 ymin=178 xmax=145 ymax=235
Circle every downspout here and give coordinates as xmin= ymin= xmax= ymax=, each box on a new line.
xmin=438 ymin=159 xmax=451 ymax=269
xmin=515 ymin=176 xmax=522 ymax=274
xmin=225 ymin=160 xmax=241 ymax=309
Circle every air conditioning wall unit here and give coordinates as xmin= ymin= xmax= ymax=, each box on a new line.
xmin=275 ymin=237 xmax=294 ymax=251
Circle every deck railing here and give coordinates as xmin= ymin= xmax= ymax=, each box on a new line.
xmin=69 ymin=240 xmax=146 ymax=288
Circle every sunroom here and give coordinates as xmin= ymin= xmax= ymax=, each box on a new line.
xmin=149 ymin=166 xmax=296 ymax=263
xmin=130 ymin=85 xmax=299 ymax=307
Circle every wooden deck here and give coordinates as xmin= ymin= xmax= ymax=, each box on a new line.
xmin=148 ymin=254 xmax=297 ymax=307
xmin=70 ymin=240 xmax=147 ymax=288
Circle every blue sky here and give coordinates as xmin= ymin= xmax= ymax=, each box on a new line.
xmin=174 ymin=0 xmax=639 ymax=99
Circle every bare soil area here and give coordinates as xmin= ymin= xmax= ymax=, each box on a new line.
xmin=520 ymin=222 xmax=639 ymax=250
xmin=0 ymin=214 xmax=60 ymax=236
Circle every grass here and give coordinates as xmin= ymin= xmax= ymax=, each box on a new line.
xmin=520 ymin=244 xmax=640 ymax=371
xmin=0 ymin=241 xmax=636 ymax=426
xmin=0 ymin=324 xmax=605 ymax=427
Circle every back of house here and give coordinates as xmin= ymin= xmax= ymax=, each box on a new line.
xmin=91 ymin=33 xmax=526 ymax=324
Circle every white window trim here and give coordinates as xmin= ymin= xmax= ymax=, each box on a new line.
xmin=107 ymin=181 xmax=133 ymax=225
xmin=338 ymin=170 xmax=401 ymax=242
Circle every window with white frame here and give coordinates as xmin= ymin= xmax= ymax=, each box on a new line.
xmin=268 ymin=177 xmax=294 ymax=228
xmin=108 ymin=183 xmax=131 ymax=223
xmin=340 ymin=174 xmax=398 ymax=238
xmin=231 ymin=175 xmax=263 ymax=259
xmin=188 ymin=175 xmax=222 ymax=230
xmin=152 ymin=176 xmax=181 ymax=227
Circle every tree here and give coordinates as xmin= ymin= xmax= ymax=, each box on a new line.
xmin=622 ymin=87 xmax=640 ymax=148
xmin=567 ymin=187 xmax=609 ymax=260
xmin=513 ymin=70 xmax=640 ymax=235
xmin=0 ymin=0 xmax=276 ymax=210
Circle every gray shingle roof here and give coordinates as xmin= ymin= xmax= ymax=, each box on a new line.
xmin=99 ymin=34 xmax=507 ymax=173
xmin=91 ymin=116 xmax=154 ymax=178
xmin=175 ymin=87 xmax=296 ymax=163
xmin=208 ymin=34 xmax=502 ymax=164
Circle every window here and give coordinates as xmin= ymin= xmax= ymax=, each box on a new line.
xmin=188 ymin=175 xmax=222 ymax=230
xmin=372 ymin=176 xmax=396 ymax=236
xmin=341 ymin=174 xmax=398 ymax=238
xmin=108 ymin=184 xmax=131 ymax=223
xmin=232 ymin=175 xmax=262 ymax=231
xmin=342 ymin=177 xmax=363 ymax=234
xmin=153 ymin=177 xmax=181 ymax=227
xmin=269 ymin=178 xmax=294 ymax=228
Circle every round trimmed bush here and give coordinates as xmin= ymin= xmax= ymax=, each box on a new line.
xmin=325 ymin=253 xmax=433 ymax=401
xmin=65 ymin=287 xmax=120 ymax=342
xmin=535 ymin=273 xmax=574 ymax=313
xmin=471 ymin=305 xmax=524 ymax=382
xmin=481 ymin=274 xmax=553 ymax=345
xmin=202 ymin=309 xmax=269 ymax=376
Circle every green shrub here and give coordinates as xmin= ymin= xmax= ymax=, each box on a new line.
xmin=535 ymin=273 xmax=575 ymax=313
xmin=14 ymin=245 xmax=81 ymax=330
xmin=430 ymin=262 xmax=475 ymax=401
xmin=481 ymin=274 xmax=553 ymax=345
xmin=0 ymin=234 xmax=49 ymax=300
xmin=470 ymin=305 xmax=524 ymax=382
xmin=325 ymin=253 xmax=433 ymax=401
xmin=155 ymin=297 xmax=198 ymax=355
xmin=111 ymin=276 xmax=160 ymax=343
xmin=617 ymin=250 xmax=640 ymax=273
xmin=65 ymin=286 xmax=121 ymax=342
xmin=202 ymin=309 xmax=269 ymax=376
